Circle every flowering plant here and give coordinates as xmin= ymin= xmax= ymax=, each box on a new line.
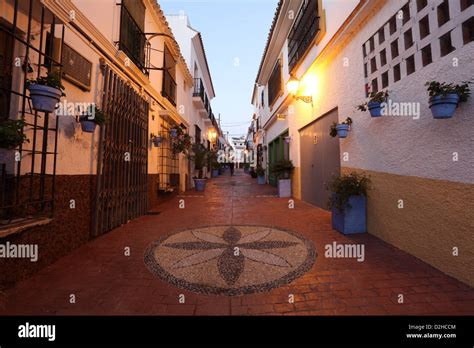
xmin=171 ymin=127 xmax=192 ymax=155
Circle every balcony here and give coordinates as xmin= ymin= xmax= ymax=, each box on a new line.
xmin=162 ymin=70 xmax=177 ymax=106
xmin=193 ymin=78 xmax=205 ymax=108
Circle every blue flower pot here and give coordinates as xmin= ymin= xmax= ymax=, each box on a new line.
xmin=79 ymin=116 xmax=97 ymax=133
xmin=152 ymin=136 xmax=162 ymax=147
xmin=335 ymin=124 xmax=350 ymax=138
xmin=257 ymin=175 xmax=266 ymax=185
xmin=28 ymin=84 xmax=61 ymax=113
xmin=368 ymin=101 xmax=383 ymax=117
xmin=429 ymin=94 xmax=460 ymax=119
xmin=211 ymin=169 xmax=219 ymax=177
xmin=194 ymin=178 xmax=207 ymax=192
xmin=331 ymin=195 xmax=367 ymax=234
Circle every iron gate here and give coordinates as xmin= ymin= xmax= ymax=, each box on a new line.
xmin=93 ymin=65 xmax=148 ymax=236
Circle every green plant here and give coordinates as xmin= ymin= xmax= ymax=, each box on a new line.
xmin=326 ymin=172 xmax=371 ymax=212
xmin=329 ymin=117 xmax=353 ymax=138
xmin=270 ymin=159 xmax=294 ymax=179
xmin=171 ymin=127 xmax=192 ymax=155
xmin=425 ymin=81 xmax=471 ymax=103
xmin=82 ymin=105 xmax=107 ymax=125
xmin=256 ymin=166 xmax=265 ymax=177
xmin=357 ymin=91 xmax=389 ymax=111
xmin=189 ymin=142 xmax=209 ymax=179
xmin=0 ymin=119 xmax=29 ymax=149
xmin=27 ymin=71 xmax=66 ymax=96
xmin=210 ymin=150 xmax=221 ymax=170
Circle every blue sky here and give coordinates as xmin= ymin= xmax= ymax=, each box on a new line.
xmin=160 ymin=0 xmax=279 ymax=137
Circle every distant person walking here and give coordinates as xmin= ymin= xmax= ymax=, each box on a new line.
xmin=229 ymin=162 xmax=235 ymax=176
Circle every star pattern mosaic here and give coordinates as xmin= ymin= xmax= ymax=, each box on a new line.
xmin=144 ymin=225 xmax=316 ymax=295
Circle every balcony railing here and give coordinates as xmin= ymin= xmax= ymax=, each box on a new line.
xmin=162 ymin=70 xmax=177 ymax=106
xmin=288 ymin=0 xmax=320 ymax=71
xmin=193 ymin=78 xmax=205 ymax=101
xmin=119 ymin=4 xmax=147 ymax=72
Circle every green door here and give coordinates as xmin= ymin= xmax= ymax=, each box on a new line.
xmin=268 ymin=131 xmax=289 ymax=186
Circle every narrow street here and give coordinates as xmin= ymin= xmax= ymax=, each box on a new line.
xmin=2 ymin=170 xmax=472 ymax=316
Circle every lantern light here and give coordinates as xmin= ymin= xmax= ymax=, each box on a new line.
xmin=287 ymin=75 xmax=313 ymax=104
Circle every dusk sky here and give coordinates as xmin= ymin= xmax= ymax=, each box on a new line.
xmin=160 ymin=0 xmax=279 ymax=137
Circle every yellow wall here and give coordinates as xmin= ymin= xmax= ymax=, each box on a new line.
xmin=343 ymin=167 xmax=474 ymax=287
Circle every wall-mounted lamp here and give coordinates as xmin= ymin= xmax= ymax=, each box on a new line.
xmin=207 ymin=127 xmax=218 ymax=143
xmin=287 ymin=75 xmax=313 ymax=104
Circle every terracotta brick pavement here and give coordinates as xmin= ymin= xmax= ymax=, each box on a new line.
xmin=1 ymin=169 xmax=473 ymax=316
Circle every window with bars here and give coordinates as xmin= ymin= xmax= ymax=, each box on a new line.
xmin=268 ymin=59 xmax=282 ymax=106
xmin=287 ymin=0 xmax=320 ymax=71
xmin=119 ymin=0 xmax=146 ymax=72
xmin=162 ymin=45 xmax=177 ymax=106
xmin=0 ymin=1 xmax=65 ymax=223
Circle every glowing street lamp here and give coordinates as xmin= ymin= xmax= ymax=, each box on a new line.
xmin=287 ymin=75 xmax=313 ymax=104
xmin=208 ymin=127 xmax=217 ymax=143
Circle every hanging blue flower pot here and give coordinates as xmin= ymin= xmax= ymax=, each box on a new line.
xmin=170 ymin=128 xmax=178 ymax=138
xmin=28 ymin=84 xmax=62 ymax=113
xmin=332 ymin=195 xmax=367 ymax=234
xmin=335 ymin=124 xmax=350 ymax=138
xmin=429 ymin=94 xmax=460 ymax=119
xmin=79 ymin=116 xmax=97 ymax=133
xmin=152 ymin=136 xmax=162 ymax=147
xmin=368 ymin=101 xmax=383 ymax=117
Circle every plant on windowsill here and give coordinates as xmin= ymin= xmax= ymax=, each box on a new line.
xmin=256 ymin=166 xmax=266 ymax=184
xmin=329 ymin=117 xmax=352 ymax=139
xmin=326 ymin=172 xmax=371 ymax=235
xmin=26 ymin=72 xmax=65 ymax=113
xmin=189 ymin=142 xmax=209 ymax=192
xmin=270 ymin=159 xmax=294 ymax=198
xmin=171 ymin=127 xmax=192 ymax=155
xmin=0 ymin=119 xmax=29 ymax=149
xmin=357 ymin=91 xmax=389 ymax=117
xmin=425 ymin=81 xmax=471 ymax=119
xmin=79 ymin=105 xmax=107 ymax=133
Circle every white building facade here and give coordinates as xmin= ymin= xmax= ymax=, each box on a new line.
xmin=253 ymin=0 xmax=474 ymax=286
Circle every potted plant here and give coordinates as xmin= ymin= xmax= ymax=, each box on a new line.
xmin=171 ymin=127 xmax=192 ymax=155
xmin=329 ymin=117 xmax=352 ymax=139
xmin=243 ymin=162 xmax=250 ymax=173
xmin=0 ymin=119 xmax=29 ymax=149
xmin=170 ymin=128 xmax=178 ymax=138
xmin=425 ymin=81 xmax=471 ymax=119
xmin=189 ymin=142 xmax=209 ymax=192
xmin=151 ymin=134 xmax=162 ymax=147
xmin=256 ymin=166 xmax=266 ymax=185
xmin=357 ymin=91 xmax=388 ymax=117
xmin=210 ymin=151 xmax=220 ymax=178
xmin=270 ymin=159 xmax=294 ymax=198
xmin=250 ymin=167 xmax=258 ymax=178
xmin=27 ymin=72 xmax=65 ymax=113
xmin=79 ymin=105 xmax=107 ymax=133
xmin=327 ymin=172 xmax=371 ymax=234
